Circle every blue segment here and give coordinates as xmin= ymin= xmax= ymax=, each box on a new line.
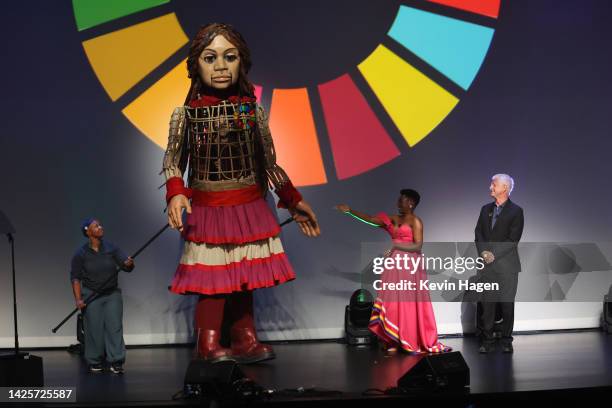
xmin=388 ymin=6 xmax=495 ymax=90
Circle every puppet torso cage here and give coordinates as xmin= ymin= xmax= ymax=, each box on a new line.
xmin=185 ymin=101 xmax=259 ymax=185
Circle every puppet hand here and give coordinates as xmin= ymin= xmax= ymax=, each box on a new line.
xmin=168 ymin=194 xmax=192 ymax=232
xmin=289 ymin=200 xmax=320 ymax=237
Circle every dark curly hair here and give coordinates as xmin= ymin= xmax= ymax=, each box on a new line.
xmin=183 ymin=23 xmax=255 ymax=104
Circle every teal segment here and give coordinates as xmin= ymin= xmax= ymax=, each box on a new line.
xmin=388 ymin=6 xmax=495 ymax=90
xmin=72 ymin=0 xmax=170 ymax=31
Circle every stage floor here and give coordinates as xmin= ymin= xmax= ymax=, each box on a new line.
xmin=28 ymin=330 xmax=612 ymax=405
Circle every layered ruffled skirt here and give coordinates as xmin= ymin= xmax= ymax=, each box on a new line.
xmin=169 ymin=187 xmax=295 ymax=295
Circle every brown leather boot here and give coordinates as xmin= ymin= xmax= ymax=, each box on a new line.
xmin=197 ymin=329 xmax=235 ymax=363
xmin=230 ymin=327 xmax=275 ymax=364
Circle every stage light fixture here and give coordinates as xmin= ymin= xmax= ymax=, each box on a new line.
xmin=345 ymin=289 xmax=377 ymax=345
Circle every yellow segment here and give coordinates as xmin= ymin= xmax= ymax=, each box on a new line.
xmin=269 ymin=88 xmax=327 ymax=187
xmin=83 ymin=13 xmax=188 ymax=101
xmin=122 ymin=60 xmax=190 ymax=148
xmin=358 ymin=45 xmax=459 ymax=146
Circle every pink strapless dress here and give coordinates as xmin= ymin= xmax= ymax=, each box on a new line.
xmin=368 ymin=213 xmax=451 ymax=353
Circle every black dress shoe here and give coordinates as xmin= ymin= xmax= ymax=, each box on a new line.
xmin=502 ymin=344 xmax=514 ymax=353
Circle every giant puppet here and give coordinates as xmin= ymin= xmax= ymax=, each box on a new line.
xmin=162 ymin=23 xmax=320 ymax=364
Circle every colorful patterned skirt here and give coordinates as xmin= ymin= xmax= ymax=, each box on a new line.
xmin=169 ymin=186 xmax=295 ymax=295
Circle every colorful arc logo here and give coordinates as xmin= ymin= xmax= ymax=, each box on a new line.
xmin=73 ymin=0 xmax=500 ymax=187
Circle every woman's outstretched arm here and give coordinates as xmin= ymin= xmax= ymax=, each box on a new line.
xmin=335 ymin=204 xmax=383 ymax=227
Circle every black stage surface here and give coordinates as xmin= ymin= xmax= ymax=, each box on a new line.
xmin=12 ymin=330 xmax=612 ymax=407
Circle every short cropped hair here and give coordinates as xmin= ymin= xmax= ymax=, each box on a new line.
xmin=400 ymin=189 xmax=421 ymax=208
xmin=492 ymin=174 xmax=514 ymax=195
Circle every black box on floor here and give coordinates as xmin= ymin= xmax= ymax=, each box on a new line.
xmin=602 ymin=294 xmax=612 ymax=334
xmin=398 ymin=351 xmax=469 ymax=391
xmin=184 ymin=360 xmax=245 ymax=398
xmin=0 ymin=353 xmax=44 ymax=387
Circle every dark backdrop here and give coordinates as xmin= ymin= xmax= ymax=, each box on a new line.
xmin=1 ymin=0 xmax=611 ymax=346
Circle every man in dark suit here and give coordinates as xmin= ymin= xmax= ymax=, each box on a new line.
xmin=475 ymin=174 xmax=524 ymax=353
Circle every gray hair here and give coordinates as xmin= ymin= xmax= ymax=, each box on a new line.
xmin=492 ymin=173 xmax=514 ymax=194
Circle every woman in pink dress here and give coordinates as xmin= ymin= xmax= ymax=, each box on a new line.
xmin=337 ymin=189 xmax=450 ymax=353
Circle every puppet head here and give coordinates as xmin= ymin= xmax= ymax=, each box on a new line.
xmin=185 ymin=23 xmax=255 ymax=103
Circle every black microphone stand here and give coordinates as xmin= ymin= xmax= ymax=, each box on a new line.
xmin=0 ymin=210 xmax=44 ymax=386
xmin=7 ymin=232 xmax=23 ymax=357
xmin=0 ymin=211 xmax=22 ymax=357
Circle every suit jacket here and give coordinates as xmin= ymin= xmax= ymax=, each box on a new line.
xmin=475 ymin=199 xmax=524 ymax=273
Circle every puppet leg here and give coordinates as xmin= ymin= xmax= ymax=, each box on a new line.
xmin=194 ymin=295 xmax=234 ymax=362
xmin=229 ymin=291 xmax=275 ymax=364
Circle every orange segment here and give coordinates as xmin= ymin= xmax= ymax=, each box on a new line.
xmin=269 ymin=89 xmax=327 ymax=186
xmin=122 ymin=60 xmax=190 ymax=148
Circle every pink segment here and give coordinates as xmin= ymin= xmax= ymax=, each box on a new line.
xmin=318 ymin=74 xmax=400 ymax=180
xmin=254 ymin=85 xmax=263 ymax=102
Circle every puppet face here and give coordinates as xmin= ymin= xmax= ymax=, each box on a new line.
xmin=197 ymin=34 xmax=240 ymax=90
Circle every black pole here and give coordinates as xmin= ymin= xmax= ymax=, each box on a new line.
xmin=279 ymin=217 xmax=293 ymax=227
xmin=8 ymin=233 xmax=18 ymax=356
xmin=130 ymin=223 xmax=170 ymax=259
xmin=0 ymin=212 xmax=43 ymax=387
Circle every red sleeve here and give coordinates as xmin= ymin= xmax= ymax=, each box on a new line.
xmin=165 ymin=177 xmax=192 ymax=203
xmin=275 ymin=181 xmax=303 ymax=209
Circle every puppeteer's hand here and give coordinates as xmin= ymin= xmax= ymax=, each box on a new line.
xmin=289 ymin=200 xmax=320 ymax=237
xmin=123 ymin=257 xmax=135 ymax=269
xmin=76 ymin=299 xmax=86 ymax=310
xmin=168 ymin=194 xmax=192 ymax=232
xmin=335 ymin=204 xmax=350 ymax=213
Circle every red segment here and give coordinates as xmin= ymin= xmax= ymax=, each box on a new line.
xmin=428 ymin=0 xmax=500 ymax=18
xmin=318 ymin=74 xmax=400 ymax=180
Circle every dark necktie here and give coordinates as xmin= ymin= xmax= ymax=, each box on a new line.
xmin=492 ymin=205 xmax=502 ymax=229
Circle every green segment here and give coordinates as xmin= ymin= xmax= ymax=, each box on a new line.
xmin=72 ymin=0 xmax=170 ymax=31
